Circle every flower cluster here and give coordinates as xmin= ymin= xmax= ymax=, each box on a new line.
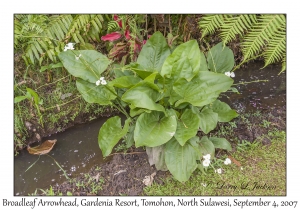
xmin=225 ymin=71 xmax=235 ymax=78
xmin=214 ymin=157 xmax=232 ymax=174
xmin=64 ymin=43 xmax=75 ymax=51
xmin=224 ymin=158 xmax=232 ymax=165
xmin=202 ymin=154 xmax=211 ymax=167
xmin=96 ymin=77 xmax=107 ymax=86
xmin=215 ymin=168 xmax=222 ymax=174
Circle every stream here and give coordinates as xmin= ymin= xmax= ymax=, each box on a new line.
xmin=14 ymin=61 xmax=286 ymax=196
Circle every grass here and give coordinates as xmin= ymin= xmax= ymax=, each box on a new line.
xmin=144 ymin=129 xmax=286 ymax=196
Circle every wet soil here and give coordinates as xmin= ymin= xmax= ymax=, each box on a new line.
xmin=45 ymin=106 xmax=285 ymax=196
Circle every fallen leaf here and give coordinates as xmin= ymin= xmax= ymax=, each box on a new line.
xmin=228 ymin=155 xmax=241 ymax=167
xmin=142 ymin=172 xmax=156 ymax=186
xmin=27 ymin=139 xmax=57 ymax=155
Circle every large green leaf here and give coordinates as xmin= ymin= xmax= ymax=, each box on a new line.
xmin=200 ymin=51 xmax=208 ymax=71
xmin=137 ymin=31 xmax=170 ymax=71
xmin=209 ymin=137 xmax=232 ymax=151
xmin=76 ymin=78 xmax=116 ymax=105
xmin=134 ymin=111 xmax=177 ymax=147
xmin=174 ymin=108 xmax=201 ymax=146
xmin=212 ymin=100 xmax=239 ymax=122
xmin=121 ymin=82 xmax=165 ymax=112
xmin=173 ymin=71 xmax=233 ymax=107
xmin=109 ymin=75 xmax=142 ymax=89
xmin=146 ymin=145 xmax=168 ymax=171
xmin=198 ymin=136 xmax=215 ymax=158
xmin=58 ymin=50 xmax=110 ymax=83
xmin=164 ymin=137 xmax=199 ymax=182
xmin=161 ymin=40 xmax=200 ymax=81
xmin=98 ymin=117 xmax=131 ymax=157
xmin=198 ymin=107 xmax=218 ymax=134
xmin=207 ymin=42 xmax=234 ymax=73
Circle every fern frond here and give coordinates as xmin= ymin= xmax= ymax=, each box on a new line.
xmin=107 ymin=20 xmax=119 ymax=32
xmin=46 ymin=15 xmax=73 ymax=40
xmin=241 ymin=14 xmax=285 ymax=60
xmin=263 ymin=30 xmax=286 ymax=67
xmin=280 ymin=55 xmax=286 ymax=74
xmin=199 ymin=15 xmax=230 ymax=39
xmin=220 ymin=14 xmax=257 ymax=45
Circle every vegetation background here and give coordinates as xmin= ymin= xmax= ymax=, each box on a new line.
xmin=1 ymin=0 xmax=299 ymax=203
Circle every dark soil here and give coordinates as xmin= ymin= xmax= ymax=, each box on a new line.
xmin=48 ymin=106 xmax=286 ymax=196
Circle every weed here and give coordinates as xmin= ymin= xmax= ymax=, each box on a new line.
xmin=236 ymin=140 xmax=260 ymax=152
xmin=262 ymin=119 xmax=271 ymax=128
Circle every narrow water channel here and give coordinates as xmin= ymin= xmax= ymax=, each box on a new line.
xmin=14 ymin=61 xmax=286 ymax=196
xmin=14 ymin=116 xmax=114 ymax=196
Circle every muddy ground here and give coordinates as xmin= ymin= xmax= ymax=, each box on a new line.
xmin=45 ymin=106 xmax=286 ymax=196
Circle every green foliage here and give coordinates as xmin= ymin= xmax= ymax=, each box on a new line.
xmin=199 ymin=15 xmax=229 ymax=38
xmin=14 ymin=14 xmax=104 ymax=66
xmin=59 ymin=31 xmax=239 ymax=182
xmin=199 ymin=14 xmax=286 ymax=71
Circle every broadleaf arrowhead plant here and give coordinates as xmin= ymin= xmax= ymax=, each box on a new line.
xmin=59 ymin=31 xmax=239 ymax=182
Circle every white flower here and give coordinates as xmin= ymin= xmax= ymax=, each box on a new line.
xmin=215 ymin=168 xmax=222 ymax=174
xmin=240 ymin=167 xmax=243 ymax=170
xmin=100 ymin=77 xmax=105 ymax=81
xmin=96 ymin=80 xmax=101 ymax=86
xmin=224 ymin=158 xmax=232 ymax=165
xmin=75 ymin=54 xmax=82 ymax=60
xmin=202 ymin=159 xmax=210 ymax=167
xmin=101 ymin=80 xmax=107 ymax=85
xmin=201 ymin=183 xmax=207 ymax=187
xmin=64 ymin=43 xmax=75 ymax=51
xmin=225 ymin=72 xmax=231 ymax=77
xmin=203 ymin=154 xmax=211 ymax=160
xmin=225 ymin=71 xmax=235 ymax=78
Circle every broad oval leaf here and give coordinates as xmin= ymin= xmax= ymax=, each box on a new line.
xmin=174 ymin=71 xmax=233 ymax=107
xmin=76 ymin=78 xmax=116 ymax=105
xmin=146 ymin=145 xmax=168 ymax=171
xmin=134 ymin=111 xmax=177 ymax=147
xmin=174 ymin=108 xmax=201 ymax=146
xmin=209 ymin=137 xmax=232 ymax=151
xmin=200 ymin=51 xmax=208 ymax=71
xmin=58 ymin=50 xmax=111 ymax=83
xmin=207 ymin=42 xmax=234 ymax=73
xmin=137 ymin=31 xmax=170 ymax=71
xmin=109 ymin=75 xmax=142 ymax=89
xmin=198 ymin=136 xmax=215 ymax=158
xmin=27 ymin=139 xmax=57 ymax=155
xmin=122 ymin=82 xmax=165 ymax=112
xmin=161 ymin=40 xmax=200 ymax=81
xmin=198 ymin=107 xmax=218 ymax=134
xmin=164 ymin=137 xmax=198 ymax=182
xmin=98 ymin=116 xmax=131 ymax=157
xmin=212 ymin=100 xmax=239 ymax=122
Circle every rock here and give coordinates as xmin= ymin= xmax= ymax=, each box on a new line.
xmin=35 ymin=133 xmax=41 ymax=141
xmin=25 ymin=121 xmax=32 ymax=130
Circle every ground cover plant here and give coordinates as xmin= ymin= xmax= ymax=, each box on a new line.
xmin=58 ymin=31 xmax=241 ymax=182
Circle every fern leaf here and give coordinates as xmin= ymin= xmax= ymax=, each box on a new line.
xmin=199 ymin=15 xmax=230 ymax=39
xmin=242 ymin=14 xmax=285 ymax=60
xmin=263 ymin=30 xmax=286 ymax=67
xmin=280 ymin=55 xmax=286 ymax=74
xmin=220 ymin=14 xmax=257 ymax=45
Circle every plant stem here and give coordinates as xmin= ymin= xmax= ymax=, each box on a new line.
xmin=233 ymin=79 xmax=268 ymax=86
xmin=232 ymin=53 xmax=264 ymax=72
